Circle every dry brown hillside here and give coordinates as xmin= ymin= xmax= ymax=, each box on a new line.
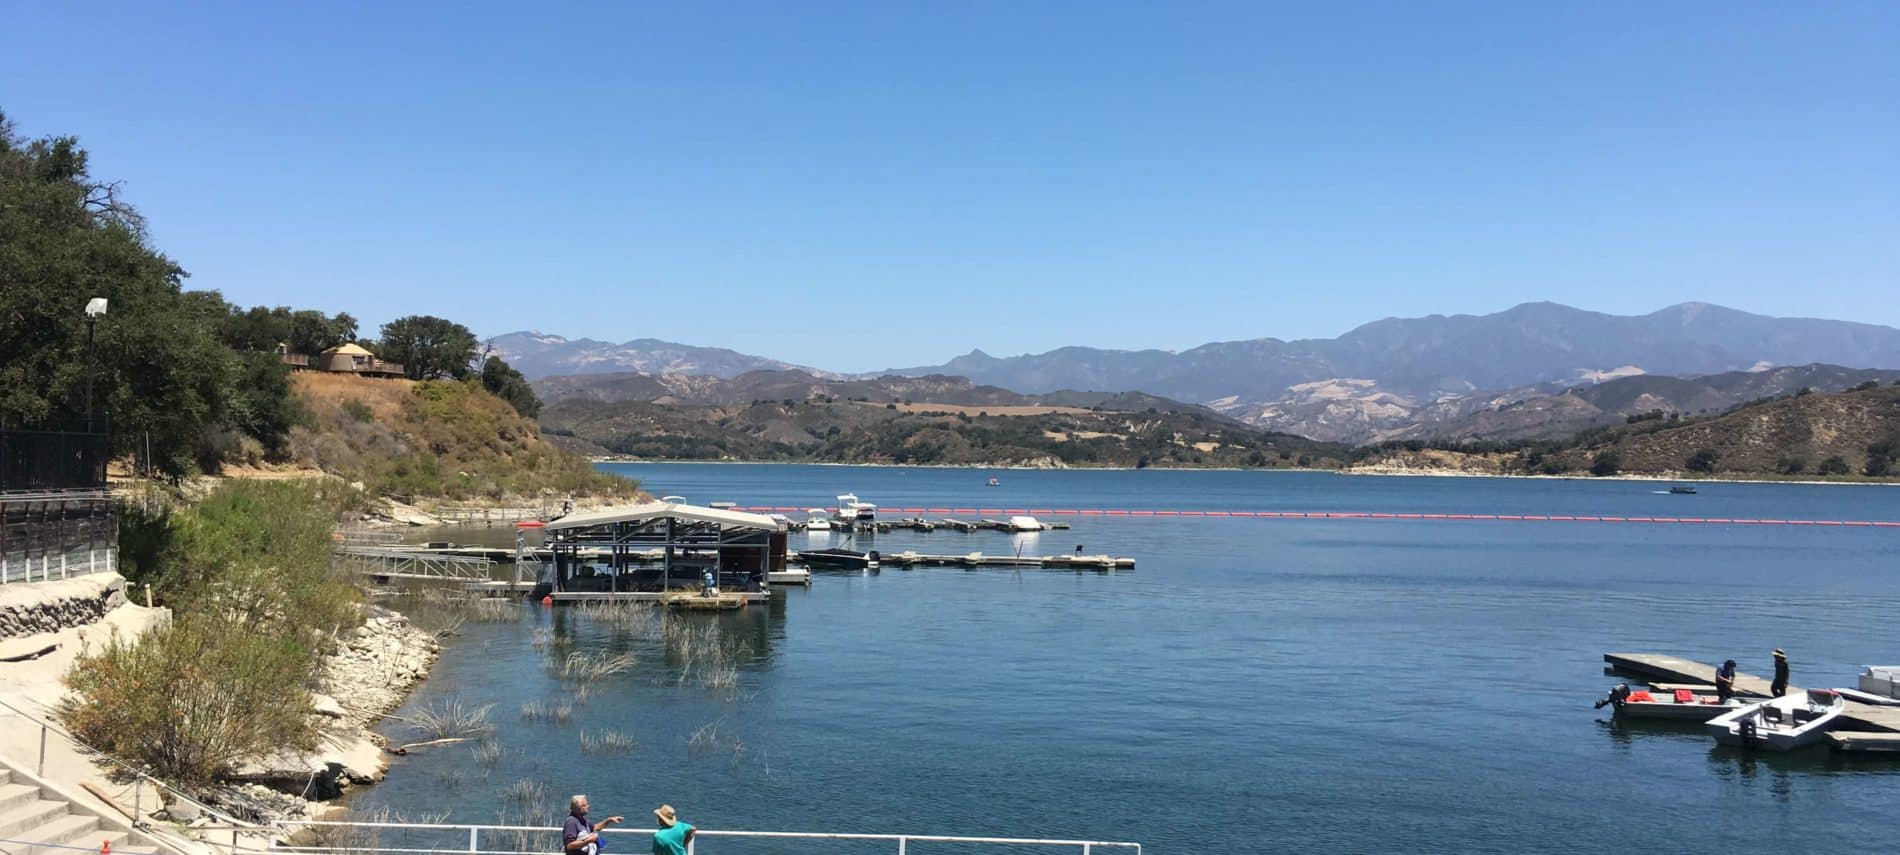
xmin=288 ymin=372 xmax=635 ymax=501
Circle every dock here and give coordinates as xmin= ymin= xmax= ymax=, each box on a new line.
xmin=870 ymin=550 xmax=1133 ymax=570
xmin=1605 ymin=652 xmax=1900 ymax=734
xmin=1828 ymin=732 xmax=1900 ymax=754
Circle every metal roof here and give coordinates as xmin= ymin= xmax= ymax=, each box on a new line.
xmin=543 ymin=501 xmax=785 ymax=532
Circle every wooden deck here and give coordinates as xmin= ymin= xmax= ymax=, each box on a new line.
xmin=1828 ymin=731 xmax=1900 ymax=753
xmin=1605 ymin=652 xmax=1900 ymax=734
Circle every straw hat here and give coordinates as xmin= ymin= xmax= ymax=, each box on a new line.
xmin=1773 ymin=649 xmax=1786 ymax=658
xmin=654 ymin=805 xmax=677 ymax=827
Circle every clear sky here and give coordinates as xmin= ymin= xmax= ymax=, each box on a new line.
xmin=4 ymin=2 xmax=1895 ymax=372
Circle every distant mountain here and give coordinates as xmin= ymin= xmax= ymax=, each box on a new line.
xmin=487 ymin=332 xmax=827 ymax=380
xmin=534 ymin=368 xmax=1226 ymax=417
xmin=887 ymin=302 xmax=1900 ymax=439
xmin=1407 ymin=364 xmax=1900 ymax=442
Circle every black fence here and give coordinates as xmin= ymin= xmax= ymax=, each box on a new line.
xmin=0 ymin=423 xmax=109 ymax=492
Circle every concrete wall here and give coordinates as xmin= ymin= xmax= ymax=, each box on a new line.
xmin=0 ymin=573 xmax=128 ymax=641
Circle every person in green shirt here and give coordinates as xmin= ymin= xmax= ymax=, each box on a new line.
xmin=651 ymin=805 xmax=694 ymax=855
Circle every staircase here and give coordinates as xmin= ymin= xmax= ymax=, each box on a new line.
xmin=0 ymin=764 xmax=162 ymax=855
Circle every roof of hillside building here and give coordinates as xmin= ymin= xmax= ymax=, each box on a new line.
xmin=544 ymin=501 xmax=784 ymax=532
xmin=322 ymin=342 xmax=375 ymax=357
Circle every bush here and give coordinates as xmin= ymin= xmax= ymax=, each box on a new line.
xmin=61 ymin=614 xmax=317 ymax=787
xmin=341 ymin=398 xmax=375 ymax=423
xmin=1589 ymin=451 xmax=1620 ymax=477
xmin=1818 ymin=455 xmax=1850 ymax=475
xmin=1851 ymin=380 xmax=1881 ymax=392
xmin=1685 ymin=448 xmax=1721 ymax=473
xmin=1777 ymin=456 xmax=1807 ymax=475
xmin=1867 ymin=456 xmax=1893 ymax=477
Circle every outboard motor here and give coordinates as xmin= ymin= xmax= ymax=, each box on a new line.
xmin=1595 ymin=683 xmax=1632 ymax=710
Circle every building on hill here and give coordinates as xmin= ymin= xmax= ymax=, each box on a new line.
xmin=1 ymin=421 xmax=115 ymax=588
xmin=313 ymin=343 xmax=405 ymax=377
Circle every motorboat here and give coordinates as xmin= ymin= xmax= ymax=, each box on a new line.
xmin=708 ymin=501 xmax=738 ymax=510
xmin=1008 ymin=515 xmax=1044 ymax=532
xmin=797 ymin=548 xmax=879 ymax=571
xmin=767 ymin=567 xmax=812 ymax=586
xmin=1860 ymin=666 xmax=1900 ymax=700
xmin=1597 ymin=685 xmax=1747 ymax=722
xmin=805 ymin=509 xmax=832 ymax=531
xmin=835 ymin=494 xmax=877 ymax=522
xmin=987 ymin=477 xmax=1000 ymax=487
xmin=660 ymin=495 xmax=687 ymax=504
xmin=1705 ymin=689 xmax=1845 ymax=750
xmin=1669 ymin=485 xmax=1697 ymax=494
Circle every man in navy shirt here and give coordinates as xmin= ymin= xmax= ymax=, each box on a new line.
xmin=1715 ymin=659 xmax=1737 ymax=702
xmin=563 ymin=795 xmax=623 ymax=855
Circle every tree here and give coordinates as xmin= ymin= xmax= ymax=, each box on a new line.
xmin=379 ymin=315 xmax=478 ymax=380
xmin=1818 ymin=455 xmax=1850 ymax=475
xmin=1777 ymin=456 xmax=1807 ymax=475
xmin=1589 ymin=451 xmax=1620 ymax=477
xmin=0 ymin=111 xmax=268 ymax=476
xmin=481 ymin=356 xmax=541 ymax=418
xmin=1685 ymin=448 xmax=1721 ymax=473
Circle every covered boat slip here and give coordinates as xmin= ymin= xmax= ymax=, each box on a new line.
xmin=542 ymin=502 xmax=787 ymax=601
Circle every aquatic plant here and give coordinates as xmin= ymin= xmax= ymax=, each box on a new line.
xmin=519 ymin=700 xmax=573 ymax=725
xmin=407 ymin=696 xmax=496 ymax=741
xmin=579 ymin=729 xmax=637 ymax=755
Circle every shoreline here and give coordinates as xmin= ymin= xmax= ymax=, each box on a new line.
xmin=589 ymin=457 xmax=1900 ymax=487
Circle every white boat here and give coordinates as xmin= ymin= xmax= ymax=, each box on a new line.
xmin=835 ymin=494 xmax=878 ymax=523
xmin=1614 ymin=689 xmax=1749 ymax=722
xmin=767 ymin=567 xmax=812 ymax=586
xmin=1705 ymin=689 xmax=1846 ymax=750
xmin=660 ymin=495 xmax=687 ymax=504
xmin=1008 ymin=515 xmax=1044 ymax=532
xmin=805 ymin=509 xmax=832 ymax=531
xmin=1860 ymin=666 xmax=1900 ymax=700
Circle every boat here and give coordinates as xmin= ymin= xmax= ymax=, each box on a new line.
xmin=1669 ymin=485 xmax=1697 ymax=494
xmin=708 ymin=501 xmax=738 ymax=510
xmin=1705 ymin=689 xmax=1845 ymax=750
xmin=805 ymin=509 xmax=832 ymax=531
xmin=660 ymin=495 xmax=687 ymax=503
xmin=1600 ymin=686 xmax=1748 ymax=722
xmin=1008 ymin=515 xmax=1044 ymax=532
xmin=1860 ymin=666 xmax=1900 ymax=700
xmin=767 ymin=567 xmax=812 ymax=586
xmin=797 ymin=548 xmax=879 ymax=570
xmin=835 ymin=494 xmax=877 ymax=523
xmin=987 ymin=477 xmax=1000 ymax=487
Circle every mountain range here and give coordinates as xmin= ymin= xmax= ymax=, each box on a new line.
xmin=501 ymin=302 xmax=1900 ymax=444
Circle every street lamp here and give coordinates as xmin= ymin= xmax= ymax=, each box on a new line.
xmin=84 ymin=298 xmax=107 ymax=426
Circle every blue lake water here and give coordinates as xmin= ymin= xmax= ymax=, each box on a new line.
xmin=357 ymin=465 xmax=1900 ymax=854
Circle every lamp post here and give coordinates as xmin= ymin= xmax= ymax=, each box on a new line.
xmin=84 ymin=298 xmax=107 ymax=427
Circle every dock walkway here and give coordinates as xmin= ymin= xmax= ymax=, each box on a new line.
xmin=1605 ymin=652 xmax=1900 ymax=734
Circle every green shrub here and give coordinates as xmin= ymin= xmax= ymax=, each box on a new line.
xmin=61 ymin=614 xmax=318 ymax=787
xmin=1818 ymin=455 xmax=1850 ymax=475
xmin=1777 ymin=456 xmax=1807 ymax=475
xmin=1685 ymin=448 xmax=1720 ymax=473
xmin=1589 ymin=451 xmax=1620 ymax=477
xmin=342 ymin=398 xmax=375 ymax=423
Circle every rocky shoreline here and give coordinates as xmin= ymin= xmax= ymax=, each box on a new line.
xmin=213 ymin=606 xmax=439 ymax=820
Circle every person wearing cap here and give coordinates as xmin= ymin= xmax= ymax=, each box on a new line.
xmin=1771 ymin=649 xmax=1790 ymax=698
xmin=563 ymin=795 xmax=623 ymax=855
xmin=650 ymin=805 xmax=694 ymax=855
xmin=1715 ymin=659 xmax=1737 ymax=702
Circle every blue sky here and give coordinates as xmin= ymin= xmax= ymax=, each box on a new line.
xmin=4 ymin=2 xmax=1895 ymax=372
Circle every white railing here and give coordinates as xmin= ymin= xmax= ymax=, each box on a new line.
xmin=267 ymin=820 xmax=1140 ymax=855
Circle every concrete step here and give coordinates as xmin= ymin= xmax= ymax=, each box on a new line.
xmin=0 ymin=798 xmax=70 ymax=839
xmin=23 ymin=810 xmax=101 ymax=847
xmin=0 ymin=781 xmax=43 ymax=814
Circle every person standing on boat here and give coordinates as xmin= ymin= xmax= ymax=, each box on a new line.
xmin=1715 ymin=659 xmax=1737 ymax=702
xmin=650 ymin=805 xmax=695 ymax=855
xmin=563 ymin=795 xmax=623 ymax=855
xmin=1771 ymin=649 xmax=1790 ymax=697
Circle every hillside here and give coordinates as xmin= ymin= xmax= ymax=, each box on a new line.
xmin=540 ymin=395 xmax=1349 ymax=469
xmin=1353 ymin=382 xmax=1900 ymax=480
xmin=1399 ymin=364 xmax=1900 ymax=443
xmin=488 ymin=332 xmax=827 ymax=379
xmin=287 ymin=372 xmax=636 ymax=500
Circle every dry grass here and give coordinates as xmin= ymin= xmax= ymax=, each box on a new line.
xmin=520 ymin=700 xmax=573 ymax=725
xmin=408 ymin=696 xmax=496 ymax=741
xmin=579 ymin=729 xmax=638 ymax=755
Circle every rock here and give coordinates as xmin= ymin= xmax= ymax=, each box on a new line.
xmin=310 ymin=693 xmax=346 ymax=719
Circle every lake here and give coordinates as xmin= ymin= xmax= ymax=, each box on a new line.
xmin=356 ymin=465 xmax=1900 ymax=854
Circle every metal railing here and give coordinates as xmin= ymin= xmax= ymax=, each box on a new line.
xmin=265 ymin=820 xmax=1140 ymax=855
xmin=0 ymin=696 xmax=257 ymax=832
xmin=331 ymin=547 xmax=494 ymax=582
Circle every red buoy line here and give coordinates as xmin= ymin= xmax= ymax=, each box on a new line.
xmin=735 ymin=506 xmax=1900 ymax=528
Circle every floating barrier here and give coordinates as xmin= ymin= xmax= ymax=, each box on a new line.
xmin=740 ymin=506 xmax=1900 ymax=528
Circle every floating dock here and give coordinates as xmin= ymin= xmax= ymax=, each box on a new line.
xmin=1604 ymin=652 xmax=1900 ymax=735
xmin=868 ymin=550 xmax=1132 ymax=570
